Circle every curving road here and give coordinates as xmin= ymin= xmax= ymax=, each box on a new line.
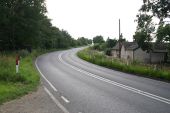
xmin=35 ymin=47 xmax=170 ymax=113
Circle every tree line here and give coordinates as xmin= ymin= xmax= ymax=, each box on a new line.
xmin=0 ymin=0 xmax=92 ymax=51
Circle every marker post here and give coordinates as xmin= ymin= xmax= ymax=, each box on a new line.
xmin=16 ymin=55 xmax=20 ymax=73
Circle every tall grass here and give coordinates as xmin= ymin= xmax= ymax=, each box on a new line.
xmin=77 ymin=48 xmax=170 ymax=81
xmin=0 ymin=50 xmax=40 ymax=104
xmin=0 ymin=55 xmax=26 ymax=82
xmin=0 ymin=48 xmax=69 ymax=104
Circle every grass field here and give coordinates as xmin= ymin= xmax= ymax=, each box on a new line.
xmin=77 ymin=48 xmax=170 ymax=82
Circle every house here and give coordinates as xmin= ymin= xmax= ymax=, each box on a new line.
xmin=111 ymin=43 xmax=120 ymax=58
xmin=112 ymin=42 xmax=168 ymax=63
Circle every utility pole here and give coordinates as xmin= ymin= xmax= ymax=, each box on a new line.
xmin=119 ymin=19 xmax=121 ymax=58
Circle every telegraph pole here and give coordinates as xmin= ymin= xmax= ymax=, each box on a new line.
xmin=119 ymin=19 xmax=121 ymax=58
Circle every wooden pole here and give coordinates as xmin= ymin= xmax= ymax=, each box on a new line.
xmin=119 ymin=19 xmax=121 ymax=58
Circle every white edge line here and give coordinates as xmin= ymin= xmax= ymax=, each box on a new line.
xmin=35 ymin=59 xmax=58 ymax=92
xmin=61 ymin=96 xmax=70 ymax=103
xmin=58 ymin=52 xmax=170 ymax=105
xmin=44 ymin=86 xmax=70 ymax=113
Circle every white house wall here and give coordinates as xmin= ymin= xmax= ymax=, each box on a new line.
xmin=121 ymin=46 xmax=126 ymax=59
xmin=134 ymin=48 xmax=150 ymax=63
xmin=126 ymin=50 xmax=134 ymax=60
xmin=111 ymin=50 xmax=119 ymax=58
xmin=151 ymin=53 xmax=165 ymax=63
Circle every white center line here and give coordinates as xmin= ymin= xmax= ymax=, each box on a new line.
xmin=61 ymin=96 xmax=70 ymax=103
xmin=58 ymin=52 xmax=170 ymax=105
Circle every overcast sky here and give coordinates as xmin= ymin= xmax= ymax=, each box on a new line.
xmin=46 ymin=0 xmax=143 ymax=41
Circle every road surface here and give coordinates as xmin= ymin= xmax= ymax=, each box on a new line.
xmin=35 ymin=47 xmax=170 ymax=113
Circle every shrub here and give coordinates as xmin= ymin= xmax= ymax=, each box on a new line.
xmin=105 ymin=48 xmax=112 ymax=56
xmin=19 ymin=49 xmax=30 ymax=58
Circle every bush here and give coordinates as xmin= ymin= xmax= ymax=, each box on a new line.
xmin=93 ymin=44 xmax=100 ymax=50
xmin=92 ymin=43 xmax=106 ymax=51
xmin=19 ymin=49 xmax=30 ymax=58
xmin=105 ymin=48 xmax=112 ymax=56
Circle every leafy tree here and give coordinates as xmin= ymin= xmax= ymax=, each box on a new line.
xmin=133 ymin=29 xmax=152 ymax=52
xmin=106 ymin=37 xmax=117 ymax=48
xmin=87 ymin=39 xmax=92 ymax=45
xmin=138 ymin=0 xmax=170 ymax=42
xmin=156 ymin=24 xmax=170 ymax=43
xmin=77 ymin=37 xmax=88 ymax=46
xmin=135 ymin=2 xmax=155 ymax=52
xmin=156 ymin=24 xmax=170 ymax=58
xmin=93 ymin=35 xmax=105 ymax=44
xmin=140 ymin=0 xmax=170 ymax=23
xmin=0 ymin=0 xmax=46 ymax=50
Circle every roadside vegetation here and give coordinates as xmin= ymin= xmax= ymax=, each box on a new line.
xmin=0 ymin=50 xmax=40 ymax=104
xmin=0 ymin=0 xmax=92 ymax=104
xmin=0 ymin=48 xmax=74 ymax=104
xmin=77 ymin=48 xmax=170 ymax=82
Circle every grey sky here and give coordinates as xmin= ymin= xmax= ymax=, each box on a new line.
xmin=46 ymin=0 xmax=143 ymax=41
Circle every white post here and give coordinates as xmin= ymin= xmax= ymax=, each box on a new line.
xmin=16 ymin=65 xmax=19 ymax=73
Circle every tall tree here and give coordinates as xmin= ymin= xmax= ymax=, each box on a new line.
xmin=134 ymin=14 xmax=155 ymax=52
xmin=156 ymin=24 xmax=170 ymax=43
xmin=140 ymin=0 xmax=170 ymax=23
xmin=0 ymin=0 xmax=47 ymax=50
xmin=106 ymin=37 xmax=117 ymax=48
xmin=93 ymin=35 xmax=105 ymax=44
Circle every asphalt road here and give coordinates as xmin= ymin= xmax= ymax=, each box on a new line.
xmin=36 ymin=47 xmax=170 ymax=113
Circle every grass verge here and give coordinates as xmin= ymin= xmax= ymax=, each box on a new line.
xmin=0 ymin=48 xmax=67 ymax=105
xmin=77 ymin=48 xmax=170 ymax=82
xmin=0 ymin=51 xmax=40 ymax=104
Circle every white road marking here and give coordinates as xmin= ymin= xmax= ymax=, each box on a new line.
xmin=61 ymin=96 xmax=70 ymax=103
xmin=44 ymin=86 xmax=70 ymax=113
xmin=58 ymin=52 xmax=170 ymax=105
xmin=35 ymin=59 xmax=58 ymax=92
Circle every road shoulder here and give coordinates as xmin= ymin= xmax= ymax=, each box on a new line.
xmin=0 ymin=84 xmax=64 ymax=113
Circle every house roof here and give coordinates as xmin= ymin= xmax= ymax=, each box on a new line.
xmin=112 ymin=42 xmax=169 ymax=52
xmin=112 ymin=43 xmax=120 ymax=50
xmin=112 ymin=42 xmax=138 ymax=50
xmin=153 ymin=43 xmax=169 ymax=52
xmin=122 ymin=42 xmax=138 ymax=50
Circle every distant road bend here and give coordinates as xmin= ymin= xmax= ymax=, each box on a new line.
xmin=36 ymin=47 xmax=170 ymax=113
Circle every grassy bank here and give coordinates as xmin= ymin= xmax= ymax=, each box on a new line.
xmin=77 ymin=48 xmax=170 ymax=82
xmin=0 ymin=50 xmax=41 ymax=104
